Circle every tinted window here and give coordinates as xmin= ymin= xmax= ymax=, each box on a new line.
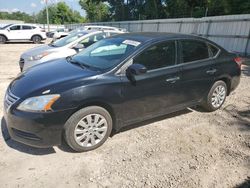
xmin=22 ymin=25 xmax=32 ymax=30
xmin=181 ymin=40 xmax=209 ymax=63
xmin=209 ymin=44 xmax=219 ymax=57
xmin=134 ymin=41 xmax=176 ymax=70
xmin=10 ymin=25 xmax=21 ymax=30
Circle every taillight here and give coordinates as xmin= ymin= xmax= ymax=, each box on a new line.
xmin=234 ymin=57 xmax=243 ymax=69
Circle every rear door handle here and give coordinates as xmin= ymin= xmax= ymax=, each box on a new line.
xmin=166 ymin=76 xmax=180 ymax=83
xmin=206 ymin=68 xmax=217 ymax=75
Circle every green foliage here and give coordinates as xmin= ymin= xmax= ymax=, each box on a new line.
xmin=79 ymin=0 xmax=109 ymax=22
xmin=82 ymin=0 xmax=250 ymax=21
xmin=0 ymin=11 xmax=35 ymax=23
xmin=36 ymin=2 xmax=85 ymax=24
xmin=0 ymin=2 xmax=85 ymax=24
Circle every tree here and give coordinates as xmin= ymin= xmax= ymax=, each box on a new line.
xmin=0 ymin=11 xmax=34 ymax=23
xmin=79 ymin=0 xmax=109 ymax=22
xmin=36 ymin=2 xmax=84 ymax=24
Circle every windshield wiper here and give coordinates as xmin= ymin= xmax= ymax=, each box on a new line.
xmin=66 ymin=56 xmax=88 ymax=69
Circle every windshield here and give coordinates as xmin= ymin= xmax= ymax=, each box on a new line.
xmin=51 ymin=31 xmax=87 ymax=47
xmin=1 ymin=24 xmax=12 ymax=29
xmin=71 ymin=37 xmax=141 ymax=71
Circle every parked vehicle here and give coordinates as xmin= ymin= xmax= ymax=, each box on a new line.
xmin=4 ymin=33 xmax=241 ymax=152
xmin=46 ymin=28 xmax=69 ymax=39
xmin=0 ymin=24 xmax=46 ymax=44
xmin=81 ymin=25 xmax=126 ymax=32
xmin=19 ymin=29 xmax=124 ymax=71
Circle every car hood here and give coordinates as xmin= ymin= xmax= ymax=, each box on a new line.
xmin=10 ymin=59 xmax=98 ymax=98
xmin=21 ymin=44 xmax=60 ymax=57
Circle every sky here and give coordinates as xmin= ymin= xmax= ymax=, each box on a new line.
xmin=0 ymin=0 xmax=86 ymax=16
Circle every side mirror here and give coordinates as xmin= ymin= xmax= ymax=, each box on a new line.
xmin=73 ymin=43 xmax=85 ymax=52
xmin=126 ymin=64 xmax=147 ymax=85
xmin=126 ymin=64 xmax=147 ymax=75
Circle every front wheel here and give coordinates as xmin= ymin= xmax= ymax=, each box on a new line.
xmin=64 ymin=106 xmax=113 ymax=152
xmin=202 ymin=80 xmax=227 ymax=112
xmin=0 ymin=35 xmax=7 ymax=44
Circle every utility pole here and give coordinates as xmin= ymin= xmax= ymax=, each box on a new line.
xmin=45 ymin=0 xmax=50 ymax=31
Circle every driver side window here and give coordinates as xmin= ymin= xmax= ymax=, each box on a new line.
xmin=10 ymin=25 xmax=21 ymax=30
xmin=133 ymin=41 xmax=176 ymax=71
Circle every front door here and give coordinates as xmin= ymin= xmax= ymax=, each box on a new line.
xmin=8 ymin=25 xmax=23 ymax=40
xmin=120 ymin=40 xmax=183 ymax=125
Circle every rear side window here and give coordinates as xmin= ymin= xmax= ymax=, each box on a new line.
xmin=181 ymin=40 xmax=209 ymax=63
xmin=134 ymin=41 xmax=176 ymax=70
xmin=10 ymin=25 xmax=21 ymax=30
xmin=208 ymin=44 xmax=219 ymax=57
xmin=22 ymin=25 xmax=32 ymax=30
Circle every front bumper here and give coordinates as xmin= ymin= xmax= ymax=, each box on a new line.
xmin=4 ymin=107 xmax=75 ymax=148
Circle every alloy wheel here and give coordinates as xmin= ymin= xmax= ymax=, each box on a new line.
xmin=211 ymin=85 xmax=226 ymax=108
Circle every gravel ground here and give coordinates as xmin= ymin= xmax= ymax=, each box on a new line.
xmin=0 ymin=42 xmax=249 ymax=188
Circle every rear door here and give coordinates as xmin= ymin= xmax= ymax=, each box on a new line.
xmin=178 ymin=39 xmax=216 ymax=104
xmin=120 ymin=40 xmax=183 ymax=124
xmin=21 ymin=25 xmax=34 ymax=39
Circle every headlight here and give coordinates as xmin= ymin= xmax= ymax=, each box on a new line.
xmin=17 ymin=94 xmax=60 ymax=112
xmin=28 ymin=51 xmax=52 ymax=61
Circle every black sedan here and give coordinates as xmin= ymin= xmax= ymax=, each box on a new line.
xmin=4 ymin=32 xmax=241 ymax=152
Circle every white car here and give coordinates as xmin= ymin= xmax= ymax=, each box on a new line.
xmin=0 ymin=24 xmax=47 ymax=44
xmin=47 ymin=28 xmax=69 ymax=39
xmin=20 ymin=30 xmax=124 ymax=71
xmin=81 ymin=25 xmax=126 ymax=32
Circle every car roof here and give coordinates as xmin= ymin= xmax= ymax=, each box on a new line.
xmin=112 ymin=32 xmax=205 ymax=43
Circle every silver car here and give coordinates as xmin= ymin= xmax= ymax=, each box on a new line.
xmin=20 ymin=30 xmax=124 ymax=71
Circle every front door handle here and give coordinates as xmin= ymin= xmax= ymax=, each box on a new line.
xmin=206 ymin=68 xmax=217 ymax=75
xmin=166 ymin=76 xmax=180 ymax=83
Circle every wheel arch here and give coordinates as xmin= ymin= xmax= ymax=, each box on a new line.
xmin=31 ymin=34 xmax=43 ymax=40
xmin=215 ymin=76 xmax=231 ymax=95
xmin=71 ymin=100 xmax=117 ymax=131
xmin=0 ymin=34 xmax=8 ymax=41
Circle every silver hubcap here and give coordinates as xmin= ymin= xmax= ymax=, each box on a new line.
xmin=74 ymin=114 xmax=108 ymax=147
xmin=211 ymin=85 xmax=226 ymax=108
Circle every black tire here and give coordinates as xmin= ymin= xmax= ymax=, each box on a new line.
xmin=202 ymin=80 xmax=227 ymax=112
xmin=64 ymin=106 xmax=113 ymax=152
xmin=32 ymin=35 xmax=42 ymax=44
xmin=0 ymin=35 xmax=7 ymax=44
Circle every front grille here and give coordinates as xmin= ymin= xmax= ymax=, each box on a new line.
xmin=19 ymin=58 xmax=24 ymax=71
xmin=19 ymin=58 xmax=24 ymax=66
xmin=4 ymin=90 xmax=19 ymax=110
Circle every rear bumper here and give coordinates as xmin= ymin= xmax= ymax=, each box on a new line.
xmin=4 ymin=107 xmax=75 ymax=148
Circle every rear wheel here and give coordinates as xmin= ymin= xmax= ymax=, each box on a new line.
xmin=64 ymin=106 xmax=113 ymax=152
xmin=202 ymin=80 xmax=227 ymax=112
xmin=0 ymin=35 xmax=7 ymax=44
xmin=32 ymin=35 xmax=42 ymax=44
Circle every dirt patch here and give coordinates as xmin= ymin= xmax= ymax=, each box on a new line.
xmin=0 ymin=42 xmax=249 ymax=188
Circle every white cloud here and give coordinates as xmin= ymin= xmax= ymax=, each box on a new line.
xmin=12 ymin=8 xmax=20 ymax=12
xmin=0 ymin=8 xmax=20 ymax=13
xmin=31 ymin=3 xmax=37 ymax=8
